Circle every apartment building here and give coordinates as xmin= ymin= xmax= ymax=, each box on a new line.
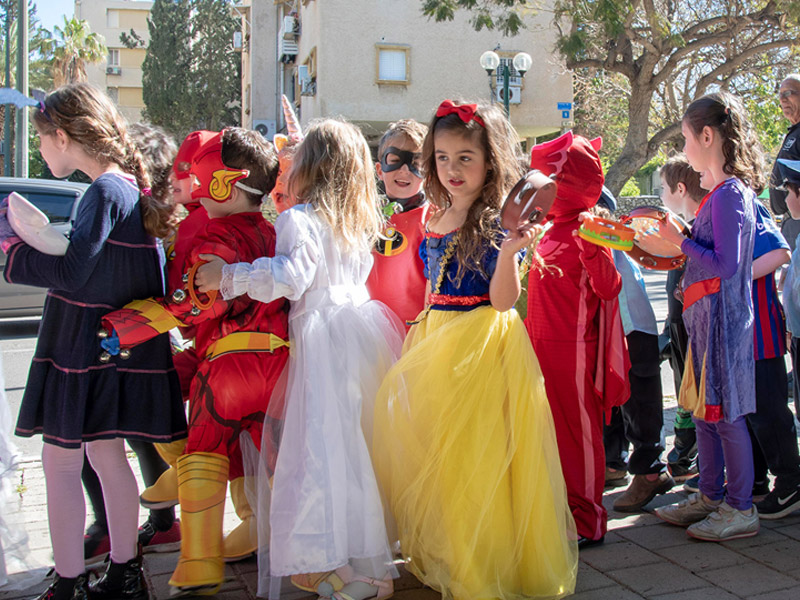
xmin=239 ymin=0 xmax=573 ymax=147
xmin=74 ymin=0 xmax=152 ymax=123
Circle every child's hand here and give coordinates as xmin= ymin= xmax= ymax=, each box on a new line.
xmin=642 ymin=217 xmax=685 ymax=251
xmin=195 ymin=254 xmax=228 ymax=293
xmin=571 ymin=212 xmax=594 ymax=252
xmin=502 ymin=223 xmax=542 ymax=255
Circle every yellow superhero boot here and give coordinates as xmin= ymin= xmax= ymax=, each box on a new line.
xmin=223 ymin=477 xmax=258 ymax=562
xmin=169 ymin=452 xmax=229 ymax=595
xmin=140 ymin=439 xmax=186 ymax=509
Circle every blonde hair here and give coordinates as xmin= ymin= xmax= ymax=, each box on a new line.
xmin=288 ymin=118 xmax=383 ymax=251
xmin=423 ymin=100 xmax=523 ymax=284
xmin=33 ymin=83 xmax=174 ymax=238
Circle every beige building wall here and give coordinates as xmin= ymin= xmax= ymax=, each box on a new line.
xmin=247 ymin=0 xmax=573 ymax=145
xmin=74 ymin=0 xmax=153 ymax=123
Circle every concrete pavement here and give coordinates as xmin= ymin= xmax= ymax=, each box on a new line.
xmin=3 ymin=270 xmax=800 ymax=599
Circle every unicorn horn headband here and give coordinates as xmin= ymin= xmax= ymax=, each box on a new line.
xmin=275 ymin=95 xmax=304 ymax=152
xmin=282 ymin=95 xmax=302 ymax=137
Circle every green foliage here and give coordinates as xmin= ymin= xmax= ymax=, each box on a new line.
xmin=421 ymin=0 xmax=530 ymax=37
xmin=190 ymin=0 xmax=240 ymax=131
xmin=120 ymin=28 xmax=145 ymax=49
xmin=142 ymin=0 xmax=193 ymax=134
xmin=48 ymin=16 xmax=106 ymax=87
xmin=143 ymin=0 xmax=240 ymax=137
xmin=0 ymin=1 xmax=54 ymax=91
xmin=620 ymin=177 xmax=640 ymax=197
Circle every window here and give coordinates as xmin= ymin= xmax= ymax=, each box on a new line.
xmin=376 ymin=44 xmax=409 ymax=85
xmin=106 ymin=87 xmax=119 ymax=103
xmin=108 ymin=49 xmax=120 ymax=67
xmin=106 ymin=9 xmax=119 ymax=28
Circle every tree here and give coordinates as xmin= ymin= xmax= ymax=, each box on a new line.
xmin=423 ymin=1 xmax=800 ymax=195
xmin=141 ymin=0 xmax=240 ymax=136
xmin=141 ymin=0 xmax=193 ymax=133
xmin=190 ymin=0 xmax=240 ymax=131
xmin=48 ymin=16 xmax=106 ymax=87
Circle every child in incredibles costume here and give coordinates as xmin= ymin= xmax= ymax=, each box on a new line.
xmin=99 ymin=128 xmax=289 ymax=595
xmin=366 ymin=119 xmax=431 ymax=327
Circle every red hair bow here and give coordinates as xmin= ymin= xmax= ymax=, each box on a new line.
xmin=436 ymin=100 xmax=485 ymax=128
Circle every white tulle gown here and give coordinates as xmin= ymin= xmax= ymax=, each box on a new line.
xmin=220 ymin=204 xmax=404 ymax=598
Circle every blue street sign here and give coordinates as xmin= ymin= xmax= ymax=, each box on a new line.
xmin=562 ymin=110 xmax=571 ymax=119
xmin=557 ymin=102 xmax=573 ymax=110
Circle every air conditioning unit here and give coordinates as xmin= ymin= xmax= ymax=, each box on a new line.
xmin=106 ymin=66 xmax=121 ymax=76
xmin=280 ymin=38 xmax=298 ymax=63
xmin=282 ymin=16 xmax=298 ymax=39
xmin=296 ymin=64 xmax=315 ymax=96
xmin=253 ymin=119 xmax=277 ymax=140
xmin=495 ymin=86 xmax=521 ymax=105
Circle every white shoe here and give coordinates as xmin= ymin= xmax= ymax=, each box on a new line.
xmin=687 ymin=502 xmax=759 ymax=541
xmin=655 ymin=492 xmax=718 ymax=527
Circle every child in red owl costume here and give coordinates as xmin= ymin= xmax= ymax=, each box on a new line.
xmin=525 ymin=131 xmax=630 ymax=546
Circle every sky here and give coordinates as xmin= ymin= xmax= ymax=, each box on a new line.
xmin=34 ymin=0 xmax=71 ymax=34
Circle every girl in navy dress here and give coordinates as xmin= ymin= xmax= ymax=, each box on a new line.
xmin=0 ymin=83 xmax=186 ymax=600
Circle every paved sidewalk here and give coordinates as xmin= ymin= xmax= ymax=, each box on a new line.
xmin=3 ymin=431 xmax=800 ymax=600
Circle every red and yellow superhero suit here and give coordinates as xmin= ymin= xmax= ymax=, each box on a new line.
xmin=102 ymin=133 xmax=289 ymax=594
xmin=525 ymin=132 xmax=630 ymax=544
xmin=366 ymin=195 xmax=431 ymax=328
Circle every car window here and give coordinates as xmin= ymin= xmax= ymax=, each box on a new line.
xmin=6 ymin=190 xmax=78 ymax=223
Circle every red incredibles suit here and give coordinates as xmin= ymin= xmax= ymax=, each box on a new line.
xmin=102 ymin=212 xmax=290 ymax=479
xmin=525 ymin=132 xmax=630 ymax=541
xmin=366 ymin=201 xmax=431 ymax=327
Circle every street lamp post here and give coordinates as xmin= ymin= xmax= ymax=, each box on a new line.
xmin=479 ymin=50 xmax=533 ymax=118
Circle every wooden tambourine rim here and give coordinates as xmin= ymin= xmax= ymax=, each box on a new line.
xmin=620 ymin=206 xmax=689 ymax=271
xmin=501 ymin=170 xmax=556 ymax=231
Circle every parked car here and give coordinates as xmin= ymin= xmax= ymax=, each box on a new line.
xmin=0 ymin=177 xmax=88 ymax=318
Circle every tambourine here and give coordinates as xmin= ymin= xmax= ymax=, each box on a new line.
xmin=7 ymin=191 xmax=70 ymax=255
xmin=620 ymin=206 xmax=689 ymax=271
xmin=501 ymin=170 xmax=556 ymax=231
xmin=577 ymin=217 xmax=635 ymax=251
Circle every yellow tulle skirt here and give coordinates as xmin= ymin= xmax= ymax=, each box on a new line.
xmin=373 ymin=306 xmax=578 ymax=600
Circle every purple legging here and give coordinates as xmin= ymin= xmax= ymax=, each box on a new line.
xmin=42 ymin=439 xmax=138 ymax=577
xmin=693 ymin=416 xmax=754 ymax=511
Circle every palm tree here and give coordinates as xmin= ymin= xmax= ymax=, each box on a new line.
xmin=50 ymin=17 xmax=106 ymax=87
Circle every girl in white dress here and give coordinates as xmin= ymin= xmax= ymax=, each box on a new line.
xmin=196 ymin=118 xmax=404 ymax=600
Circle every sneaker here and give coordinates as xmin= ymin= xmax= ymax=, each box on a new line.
xmin=613 ymin=472 xmax=675 ymax=512
xmin=752 ymin=479 xmax=770 ymax=503
xmin=84 ymin=523 xmax=110 ymax=566
xmin=683 ymin=474 xmax=700 ymax=494
xmin=687 ymin=502 xmax=759 ymax=541
xmin=655 ymin=492 xmax=719 ymax=527
xmin=756 ymin=485 xmax=800 ymax=520
xmin=605 ymin=467 xmax=629 ymax=489
xmin=138 ymin=518 xmax=181 ymax=553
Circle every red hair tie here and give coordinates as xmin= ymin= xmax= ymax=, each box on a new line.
xmin=141 ymin=187 xmax=152 ymax=196
xmin=436 ymin=100 xmax=485 ymax=128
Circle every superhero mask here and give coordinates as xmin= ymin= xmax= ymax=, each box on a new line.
xmin=173 ymin=130 xmax=216 ymax=180
xmin=380 ymin=146 xmax=422 ymax=179
xmin=530 ymin=131 xmax=604 ymax=221
xmin=190 ymin=132 xmax=251 ymax=203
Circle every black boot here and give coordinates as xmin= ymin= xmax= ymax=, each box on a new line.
xmin=35 ymin=573 xmax=89 ymax=600
xmin=88 ymin=555 xmax=148 ymax=600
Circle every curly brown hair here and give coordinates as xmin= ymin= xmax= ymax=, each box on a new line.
xmin=128 ymin=122 xmax=178 ymax=225
xmin=683 ymin=91 xmax=766 ymax=194
xmin=423 ymin=100 xmax=523 ymax=285
xmin=33 ymin=83 xmax=174 ymax=238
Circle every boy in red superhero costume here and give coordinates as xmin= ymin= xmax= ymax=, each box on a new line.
xmin=99 ymin=128 xmax=289 ymax=594
xmin=366 ymin=119 xmax=431 ymax=327
xmin=525 ymin=132 xmax=630 ymax=547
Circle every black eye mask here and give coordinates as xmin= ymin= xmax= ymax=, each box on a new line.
xmin=380 ymin=146 xmax=422 ymax=178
